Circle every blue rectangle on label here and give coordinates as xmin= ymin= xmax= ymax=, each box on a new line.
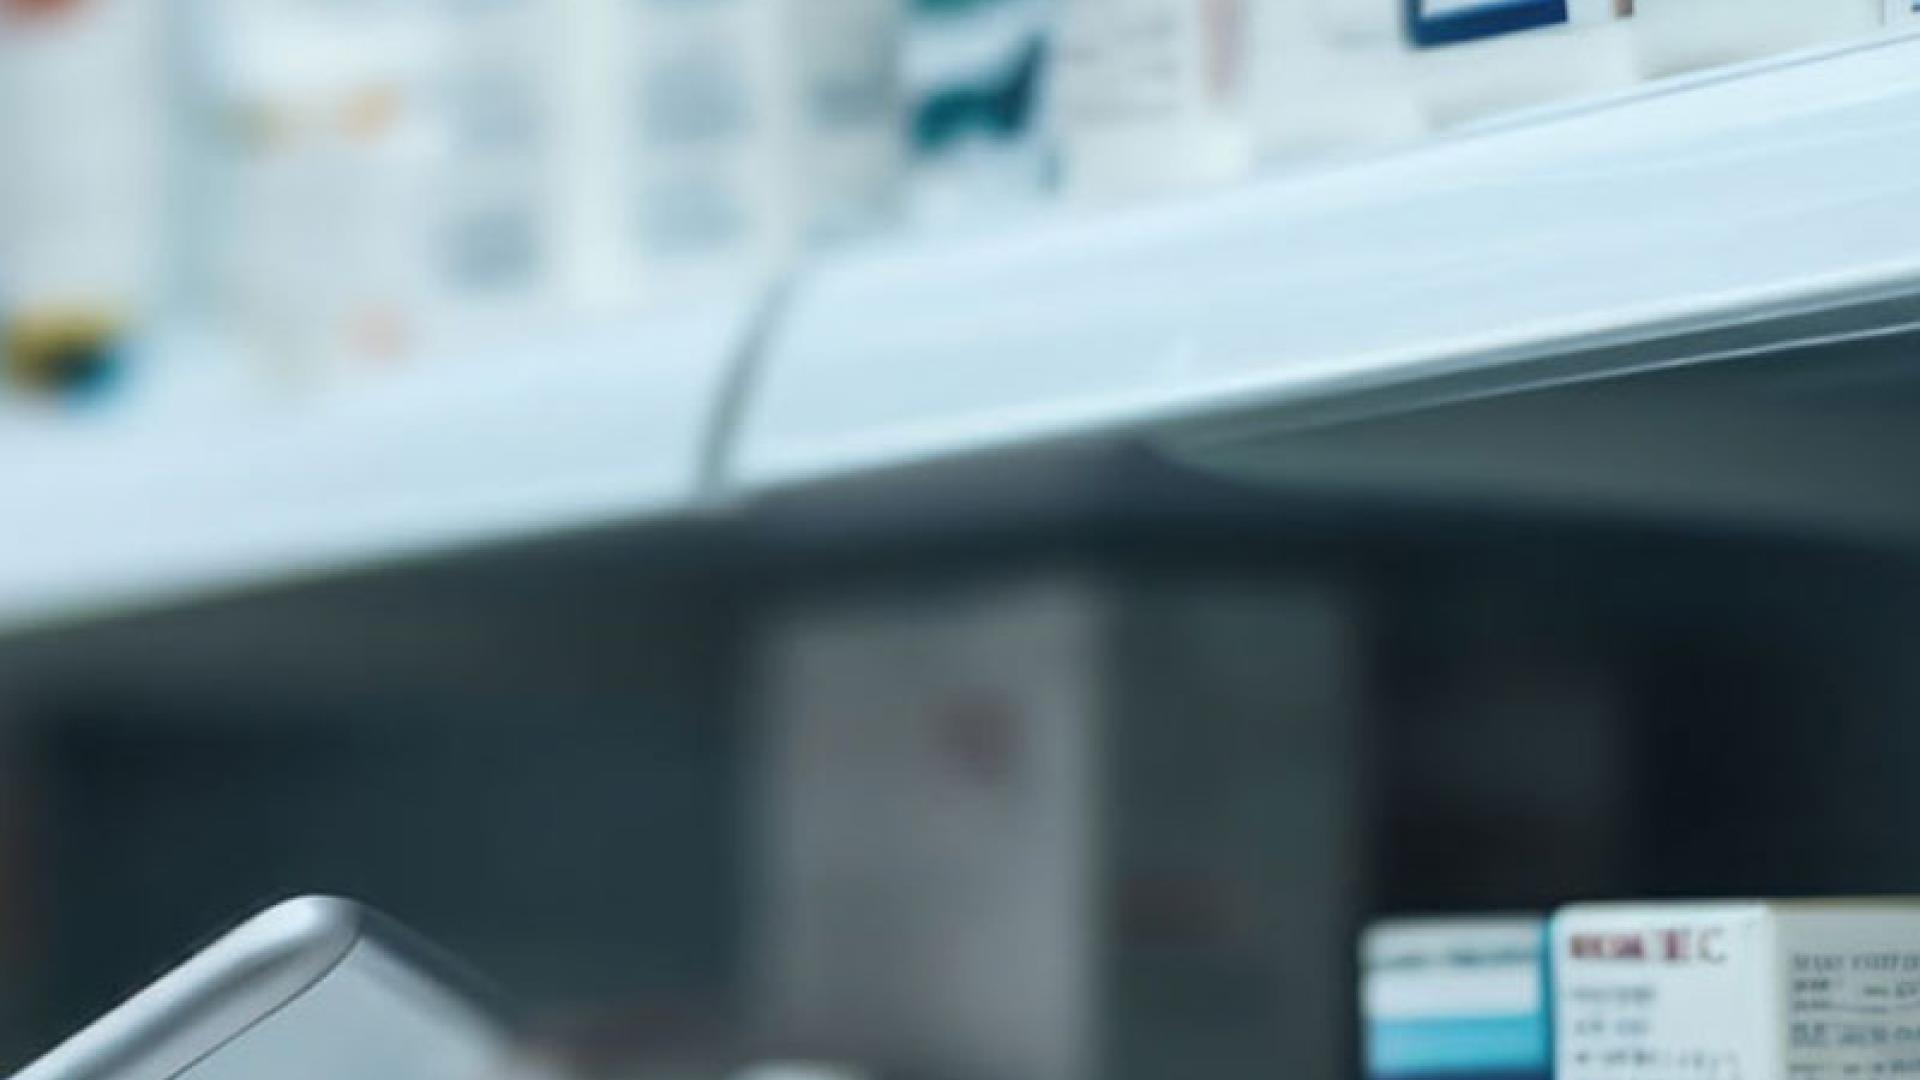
xmin=1407 ymin=0 xmax=1570 ymax=46
xmin=1368 ymin=1014 xmax=1552 ymax=1077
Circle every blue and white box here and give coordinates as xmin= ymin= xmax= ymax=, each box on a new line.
xmin=1362 ymin=917 xmax=1552 ymax=1080
xmin=1407 ymin=0 xmax=1629 ymax=48
xmin=1406 ymin=0 xmax=1637 ymax=128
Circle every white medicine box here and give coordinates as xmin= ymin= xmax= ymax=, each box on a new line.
xmin=1554 ymin=901 xmax=1920 ymax=1080
xmin=1632 ymin=0 xmax=1885 ymax=78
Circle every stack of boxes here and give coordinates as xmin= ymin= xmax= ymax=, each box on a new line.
xmin=1365 ymin=902 xmax=1920 ymax=1080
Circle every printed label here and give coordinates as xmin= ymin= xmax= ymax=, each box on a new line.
xmin=1555 ymin=911 xmax=1772 ymax=1080
xmin=1559 ymin=909 xmax=1920 ymax=1080
xmin=1784 ymin=941 xmax=1920 ymax=1080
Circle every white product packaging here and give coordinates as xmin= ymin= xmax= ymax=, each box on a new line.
xmin=787 ymin=0 xmax=903 ymax=245
xmin=1052 ymin=0 xmax=1255 ymax=202
xmin=205 ymin=0 xmax=595 ymax=382
xmin=584 ymin=0 xmax=796 ymax=305
xmin=754 ymin=572 xmax=1363 ymax=1080
xmin=1414 ymin=12 xmax=1639 ymax=129
xmin=199 ymin=0 xmax=458 ymax=383
xmin=902 ymin=0 xmax=1058 ymax=229
xmin=1633 ymin=0 xmax=1885 ymax=79
xmin=570 ymin=0 xmax=899 ymax=309
xmin=1892 ymin=1 xmax=1920 ymax=25
xmin=1555 ymin=901 xmax=1920 ymax=1080
xmin=1248 ymin=0 xmax=1426 ymax=166
xmin=1363 ymin=918 xmax=1552 ymax=1080
xmin=0 ymin=0 xmax=172 ymax=367
xmin=436 ymin=0 xmax=562 ymax=332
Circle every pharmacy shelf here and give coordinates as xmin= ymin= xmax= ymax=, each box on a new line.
xmin=13 ymin=32 xmax=1920 ymax=638
xmin=734 ymin=30 xmax=1920 ymax=495
xmin=0 ymin=301 xmax=754 ymax=636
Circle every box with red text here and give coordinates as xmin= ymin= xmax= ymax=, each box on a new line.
xmin=1554 ymin=901 xmax=1920 ymax=1080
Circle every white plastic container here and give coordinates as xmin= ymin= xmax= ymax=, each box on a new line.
xmin=1555 ymin=900 xmax=1920 ymax=1080
xmin=199 ymin=0 xmax=454 ymax=383
xmin=1051 ymin=0 xmax=1255 ymax=202
xmin=1892 ymin=0 xmax=1920 ymax=26
xmin=1633 ymin=0 xmax=1885 ymax=79
xmin=0 ymin=0 xmax=173 ymax=397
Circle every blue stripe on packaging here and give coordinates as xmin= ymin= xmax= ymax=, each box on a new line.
xmin=1369 ymin=1014 xmax=1552 ymax=1077
xmin=1407 ymin=0 xmax=1570 ymax=46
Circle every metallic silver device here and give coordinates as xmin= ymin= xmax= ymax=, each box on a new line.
xmin=10 ymin=897 xmax=523 ymax=1080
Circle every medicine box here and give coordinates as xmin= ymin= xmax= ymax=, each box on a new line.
xmin=1408 ymin=0 xmax=1629 ymax=49
xmin=753 ymin=571 xmax=1364 ymax=1080
xmin=1555 ymin=901 xmax=1920 ymax=1080
xmin=1363 ymin=917 xmax=1552 ymax=1080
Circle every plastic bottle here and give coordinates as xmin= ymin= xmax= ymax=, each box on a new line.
xmin=0 ymin=0 xmax=170 ymax=405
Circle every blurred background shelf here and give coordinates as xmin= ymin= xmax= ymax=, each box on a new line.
xmin=13 ymin=33 xmax=1920 ymax=638
xmin=736 ymin=32 xmax=1920 ymax=539
xmin=12 ymin=6 xmax=1920 ymax=1078
xmin=0 ymin=302 xmax=756 ymax=638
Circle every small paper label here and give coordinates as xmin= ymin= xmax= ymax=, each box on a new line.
xmin=1556 ymin=909 xmax=1771 ymax=1080
xmin=1779 ymin=913 xmax=1920 ymax=1080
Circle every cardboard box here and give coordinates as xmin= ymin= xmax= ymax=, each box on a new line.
xmin=1633 ymin=0 xmax=1883 ymax=78
xmin=1408 ymin=0 xmax=1631 ymax=49
xmin=1363 ymin=918 xmax=1551 ymax=1080
xmin=901 ymin=0 xmax=1056 ymax=227
xmin=753 ymin=571 xmax=1364 ymax=1080
xmin=1052 ymin=0 xmax=1256 ymax=201
xmin=1555 ymin=901 xmax=1920 ymax=1080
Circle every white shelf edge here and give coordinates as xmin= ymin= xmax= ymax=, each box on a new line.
xmin=0 ymin=300 xmax=760 ymax=637
xmin=734 ymin=30 xmax=1920 ymax=492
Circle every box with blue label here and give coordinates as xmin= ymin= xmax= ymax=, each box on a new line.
xmin=1363 ymin=917 xmax=1552 ymax=1080
xmin=1407 ymin=0 xmax=1631 ymax=48
xmin=1406 ymin=0 xmax=1637 ymax=128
